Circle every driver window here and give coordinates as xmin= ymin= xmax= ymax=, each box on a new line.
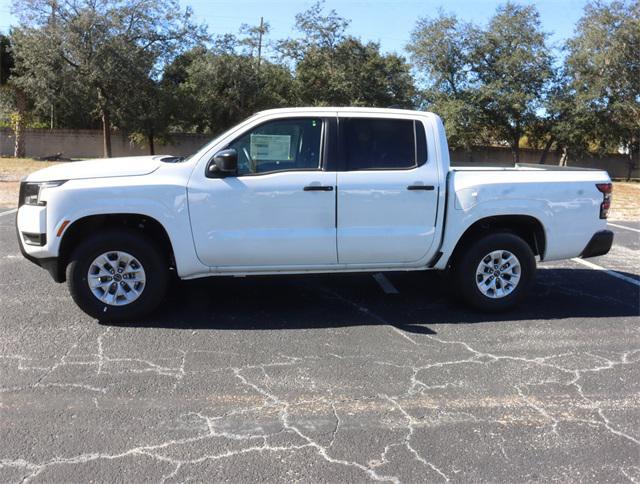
xmin=228 ymin=118 xmax=323 ymax=175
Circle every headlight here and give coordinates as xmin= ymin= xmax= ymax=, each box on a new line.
xmin=19 ymin=180 xmax=67 ymax=207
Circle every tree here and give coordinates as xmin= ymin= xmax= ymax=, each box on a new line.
xmin=11 ymin=0 xmax=202 ymax=157
xmin=281 ymin=2 xmax=416 ymax=108
xmin=408 ymin=13 xmax=486 ymax=149
xmin=166 ymin=47 xmax=296 ymax=134
xmin=293 ymin=37 xmax=414 ymax=107
xmin=8 ymin=27 xmax=97 ymax=132
xmin=117 ymin=76 xmax=172 ymax=155
xmin=0 ymin=33 xmax=28 ymax=157
xmin=0 ymin=34 xmax=12 ymax=86
xmin=239 ymin=18 xmax=269 ymax=69
xmin=527 ymin=69 xmax=596 ymax=165
xmin=470 ymin=3 xmax=554 ymax=163
xmin=408 ymin=4 xmax=554 ymax=161
xmin=277 ymin=0 xmax=350 ymax=62
xmin=565 ymin=0 xmax=640 ymax=179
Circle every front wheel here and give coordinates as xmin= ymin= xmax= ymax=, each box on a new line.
xmin=66 ymin=229 xmax=169 ymax=322
xmin=453 ymin=232 xmax=536 ymax=312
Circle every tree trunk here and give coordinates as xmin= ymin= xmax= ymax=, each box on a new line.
xmin=559 ymin=147 xmax=568 ymax=167
xmin=628 ymin=139 xmax=639 ymax=181
xmin=511 ymin=129 xmax=521 ymax=165
xmin=97 ymin=87 xmax=112 ymax=158
xmin=13 ymin=88 xmax=27 ymax=158
xmin=538 ymin=137 xmax=554 ymax=164
xmin=512 ymin=142 xmax=520 ymax=165
xmin=101 ymin=108 xmax=112 ymax=158
xmin=148 ymin=132 xmax=155 ymax=155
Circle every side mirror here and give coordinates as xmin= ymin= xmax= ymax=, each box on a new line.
xmin=208 ymin=148 xmax=238 ymax=176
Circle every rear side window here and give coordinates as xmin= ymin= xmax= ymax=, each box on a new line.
xmin=342 ymin=118 xmax=427 ymax=170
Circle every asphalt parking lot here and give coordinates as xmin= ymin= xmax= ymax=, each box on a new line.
xmin=0 ymin=210 xmax=638 ymax=483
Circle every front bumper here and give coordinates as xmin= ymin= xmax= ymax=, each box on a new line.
xmin=16 ymin=221 xmax=64 ymax=282
xmin=581 ymin=230 xmax=614 ymax=259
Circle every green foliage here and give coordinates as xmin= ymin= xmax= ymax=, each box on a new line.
xmin=528 ymin=70 xmax=595 ymax=161
xmin=166 ymin=48 xmax=296 ymax=134
xmin=1 ymin=0 xmax=637 ymax=168
xmin=565 ymin=0 xmax=639 ymax=168
xmin=276 ymin=0 xmax=350 ymax=61
xmin=408 ymin=14 xmax=483 ymax=149
xmin=408 ymin=3 xmax=554 ymax=160
xmin=0 ymin=35 xmax=13 ymax=85
xmin=281 ymin=2 xmax=415 ymax=108
xmin=238 ymin=19 xmax=270 ymax=58
xmin=10 ymin=0 xmax=203 ymax=155
xmin=408 ymin=13 xmax=473 ymax=96
xmin=472 ymin=3 xmax=554 ymax=160
xmin=294 ymin=38 xmax=415 ymax=108
xmin=164 ymin=1 xmax=415 ymax=136
xmin=0 ymin=35 xmax=15 ymax=125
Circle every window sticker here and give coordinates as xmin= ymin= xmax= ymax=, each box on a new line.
xmin=250 ymin=134 xmax=291 ymax=161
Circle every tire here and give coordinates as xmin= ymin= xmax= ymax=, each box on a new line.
xmin=452 ymin=232 xmax=536 ymax=312
xmin=66 ymin=229 xmax=169 ymax=322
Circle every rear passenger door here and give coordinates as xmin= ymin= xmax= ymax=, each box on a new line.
xmin=336 ymin=115 xmax=439 ymax=265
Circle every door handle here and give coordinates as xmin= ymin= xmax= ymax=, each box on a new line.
xmin=407 ymin=185 xmax=435 ymax=191
xmin=304 ymin=185 xmax=334 ymax=191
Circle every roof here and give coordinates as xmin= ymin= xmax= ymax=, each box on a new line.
xmin=254 ymin=106 xmax=434 ymax=117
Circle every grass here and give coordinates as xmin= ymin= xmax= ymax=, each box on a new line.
xmin=0 ymin=157 xmax=63 ymax=208
xmin=0 ymin=157 xmax=63 ymax=180
xmin=608 ymin=182 xmax=640 ymax=222
xmin=0 ymin=157 xmax=638 ymax=221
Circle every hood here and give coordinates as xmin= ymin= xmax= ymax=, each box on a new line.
xmin=25 ymin=156 xmax=166 ymax=182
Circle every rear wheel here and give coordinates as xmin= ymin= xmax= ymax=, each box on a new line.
xmin=453 ymin=232 xmax=536 ymax=312
xmin=66 ymin=229 xmax=169 ymax=321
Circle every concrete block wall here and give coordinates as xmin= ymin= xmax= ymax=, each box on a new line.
xmin=0 ymin=128 xmax=210 ymax=159
xmin=1 ymin=128 xmax=637 ymax=179
xmin=450 ymin=146 xmax=639 ymax=179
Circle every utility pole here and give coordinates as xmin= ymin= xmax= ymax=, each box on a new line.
xmin=257 ymin=16 xmax=264 ymax=72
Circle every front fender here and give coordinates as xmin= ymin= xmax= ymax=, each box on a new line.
xmin=44 ymin=178 xmax=208 ymax=278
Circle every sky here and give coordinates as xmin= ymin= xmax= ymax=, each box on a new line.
xmin=0 ymin=0 xmax=591 ymax=56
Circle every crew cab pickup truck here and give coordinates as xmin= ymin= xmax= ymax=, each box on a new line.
xmin=16 ymin=107 xmax=614 ymax=321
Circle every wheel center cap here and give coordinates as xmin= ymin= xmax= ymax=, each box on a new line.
xmin=494 ymin=270 xmax=500 ymax=276
xmin=113 ymin=273 xmax=122 ymax=282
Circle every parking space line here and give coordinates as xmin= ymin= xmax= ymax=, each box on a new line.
xmin=387 ymin=325 xmax=418 ymax=345
xmin=608 ymin=222 xmax=640 ymax=234
xmin=571 ymin=257 xmax=640 ymax=287
xmin=373 ymin=273 xmax=399 ymax=294
xmin=0 ymin=208 xmax=17 ymax=218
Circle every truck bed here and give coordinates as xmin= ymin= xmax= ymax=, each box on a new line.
xmin=439 ymin=164 xmax=611 ymax=265
xmin=452 ymin=163 xmax=605 ymax=172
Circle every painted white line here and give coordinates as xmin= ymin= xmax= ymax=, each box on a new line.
xmin=373 ymin=273 xmax=399 ymax=294
xmin=387 ymin=325 xmax=418 ymax=345
xmin=0 ymin=208 xmax=17 ymax=218
xmin=608 ymin=222 xmax=640 ymax=234
xmin=571 ymin=257 xmax=640 ymax=287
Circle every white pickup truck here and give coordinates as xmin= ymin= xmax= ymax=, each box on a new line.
xmin=16 ymin=107 xmax=614 ymax=321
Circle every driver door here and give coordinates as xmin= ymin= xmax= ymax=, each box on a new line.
xmin=187 ymin=116 xmax=338 ymax=269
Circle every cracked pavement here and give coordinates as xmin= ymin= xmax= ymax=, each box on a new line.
xmin=1 ymin=213 xmax=639 ymax=483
